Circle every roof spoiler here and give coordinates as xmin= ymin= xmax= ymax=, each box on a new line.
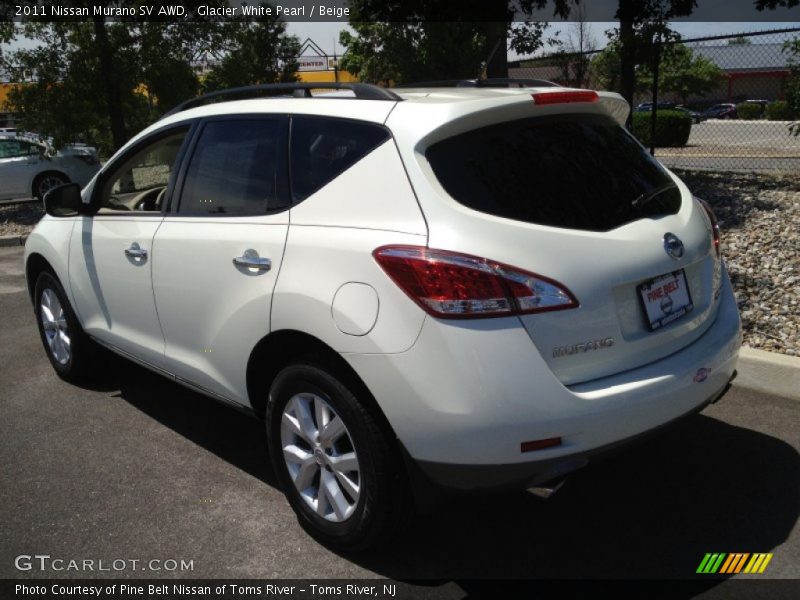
xmin=597 ymin=92 xmax=630 ymax=126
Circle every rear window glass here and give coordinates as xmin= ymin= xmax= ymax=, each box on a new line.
xmin=290 ymin=116 xmax=390 ymax=202
xmin=426 ymin=114 xmax=681 ymax=232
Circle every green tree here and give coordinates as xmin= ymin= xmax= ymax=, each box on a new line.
xmin=339 ymin=0 xmax=698 ymax=111
xmin=640 ymin=44 xmax=724 ymax=105
xmin=0 ymin=9 xmax=15 ymax=73
xmin=5 ymin=1 xmax=234 ymax=153
xmin=589 ymin=41 xmax=624 ymax=92
xmin=607 ymin=3 xmax=693 ymax=110
xmin=203 ymin=13 xmax=300 ymax=91
xmin=338 ymin=1 xmax=572 ymax=85
xmin=340 ymin=22 xmax=554 ymax=85
xmin=727 ymin=36 xmax=752 ymax=45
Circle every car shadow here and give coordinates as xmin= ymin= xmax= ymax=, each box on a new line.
xmin=96 ymin=354 xmax=799 ymax=584
xmin=95 ymin=352 xmax=277 ymax=487
xmin=354 ymin=413 xmax=800 ymax=582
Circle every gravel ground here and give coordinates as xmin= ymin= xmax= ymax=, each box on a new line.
xmin=2 ymin=170 xmax=798 ymax=356
xmin=0 ymin=200 xmax=43 ymax=238
xmin=676 ymin=170 xmax=799 ymax=357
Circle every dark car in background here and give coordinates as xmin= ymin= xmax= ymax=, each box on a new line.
xmin=635 ymin=102 xmax=703 ymax=123
xmin=702 ymin=103 xmax=738 ymax=120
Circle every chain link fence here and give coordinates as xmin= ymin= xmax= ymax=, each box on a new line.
xmin=510 ymin=28 xmax=800 ymax=172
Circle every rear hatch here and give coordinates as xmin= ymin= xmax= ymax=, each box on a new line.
xmin=411 ymin=99 xmax=722 ymax=385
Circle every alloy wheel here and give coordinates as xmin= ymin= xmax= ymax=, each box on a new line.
xmin=280 ymin=392 xmax=361 ymax=522
xmin=38 ymin=175 xmax=66 ymax=198
xmin=40 ymin=288 xmax=71 ymax=365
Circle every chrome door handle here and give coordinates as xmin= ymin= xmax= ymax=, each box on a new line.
xmin=124 ymin=242 xmax=148 ymax=260
xmin=233 ymin=249 xmax=271 ymax=271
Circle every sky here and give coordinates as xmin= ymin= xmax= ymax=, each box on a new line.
xmin=4 ymin=21 xmax=800 ymax=59
xmin=286 ymin=21 xmax=800 ymax=60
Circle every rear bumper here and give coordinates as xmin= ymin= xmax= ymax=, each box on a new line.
xmin=413 ymin=373 xmax=734 ymax=492
xmin=345 ymin=267 xmax=741 ymax=491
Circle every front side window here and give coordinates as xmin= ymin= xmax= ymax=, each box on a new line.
xmin=98 ymin=128 xmax=189 ymax=213
xmin=178 ymin=119 xmax=288 ymax=215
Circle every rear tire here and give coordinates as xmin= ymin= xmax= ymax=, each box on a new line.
xmin=34 ymin=271 xmax=96 ymax=383
xmin=266 ymin=363 xmax=408 ymax=551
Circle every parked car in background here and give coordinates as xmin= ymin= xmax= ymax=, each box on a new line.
xmin=634 ymin=102 xmax=703 ymax=123
xmin=701 ymin=103 xmax=738 ymax=120
xmin=0 ymin=134 xmax=101 ymax=201
xmin=635 ymin=101 xmax=675 ymax=111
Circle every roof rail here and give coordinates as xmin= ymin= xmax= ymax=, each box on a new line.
xmin=394 ymin=78 xmax=560 ymax=89
xmin=163 ymin=82 xmax=402 ymax=118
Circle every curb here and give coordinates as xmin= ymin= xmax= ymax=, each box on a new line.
xmin=734 ymin=346 xmax=800 ymax=402
xmin=0 ymin=235 xmax=26 ymax=247
xmin=0 ymin=197 xmax=38 ymax=206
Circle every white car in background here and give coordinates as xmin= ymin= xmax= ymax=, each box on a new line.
xmin=24 ymin=81 xmax=741 ymax=550
xmin=0 ymin=134 xmax=100 ymax=201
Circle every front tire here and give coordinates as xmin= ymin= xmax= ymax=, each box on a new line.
xmin=34 ymin=271 xmax=95 ymax=383
xmin=267 ymin=363 xmax=408 ymax=550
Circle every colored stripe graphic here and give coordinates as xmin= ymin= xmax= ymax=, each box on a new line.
xmin=699 ymin=553 xmax=773 ymax=574
xmin=697 ymin=553 xmax=727 ymax=573
xmin=697 ymin=553 xmax=713 ymax=573
xmin=710 ymin=553 xmax=726 ymax=573
xmin=733 ymin=553 xmax=750 ymax=573
xmin=720 ymin=553 xmax=750 ymax=574
xmin=744 ymin=553 xmax=774 ymax=574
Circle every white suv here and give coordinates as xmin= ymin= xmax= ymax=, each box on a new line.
xmin=24 ymin=82 xmax=741 ymax=549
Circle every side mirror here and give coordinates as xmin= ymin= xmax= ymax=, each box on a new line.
xmin=43 ymin=183 xmax=88 ymax=217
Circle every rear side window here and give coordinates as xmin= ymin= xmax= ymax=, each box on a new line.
xmin=0 ymin=139 xmax=37 ymax=158
xmin=179 ymin=119 xmax=288 ymax=215
xmin=290 ymin=116 xmax=390 ymax=202
xmin=426 ymin=114 xmax=681 ymax=232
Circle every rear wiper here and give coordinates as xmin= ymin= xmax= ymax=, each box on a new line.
xmin=631 ymin=182 xmax=677 ymax=210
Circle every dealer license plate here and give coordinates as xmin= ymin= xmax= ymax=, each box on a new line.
xmin=637 ymin=269 xmax=694 ymax=331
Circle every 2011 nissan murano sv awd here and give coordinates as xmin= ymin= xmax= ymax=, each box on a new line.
xmin=25 ymin=82 xmax=741 ymax=549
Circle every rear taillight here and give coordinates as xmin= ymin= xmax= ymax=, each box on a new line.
xmin=697 ymin=198 xmax=721 ymax=257
xmin=373 ymin=246 xmax=579 ymax=319
xmin=531 ymin=90 xmax=599 ymax=105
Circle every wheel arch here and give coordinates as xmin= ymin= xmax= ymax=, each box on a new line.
xmin=248 ymin=328 xmax=438 ymax=513
xmin=246 ymin=329 xmax=397 ymax=437
xmin=25 ymin=252 xmax=56 ymax=302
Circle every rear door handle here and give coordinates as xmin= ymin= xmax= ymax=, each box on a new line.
xmin=124 ymin=242 xmax=148 ymax=260
xmin=233 ymin=249 xmax=271 ymax=271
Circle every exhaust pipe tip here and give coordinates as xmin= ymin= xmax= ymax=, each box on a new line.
xmin=526 ymin=477 xmax=567 ymax=499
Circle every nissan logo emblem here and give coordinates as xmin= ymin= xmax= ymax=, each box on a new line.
xmin=663 ymin=232 xmax=684 ymax=260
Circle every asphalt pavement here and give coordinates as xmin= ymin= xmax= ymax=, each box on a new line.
xmin=1 ymin=246 xmax=799 ymax=585
xmin=657 ymin=120 xmax=800 ymax=172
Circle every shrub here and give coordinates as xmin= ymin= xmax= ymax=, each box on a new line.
xmin=631 ymin=109 xmax=692 ymax=147
xmin=736 ymin=102 xmax=762 ymax=120
xmin=765 ymin=101 xmax=794 ymax=121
